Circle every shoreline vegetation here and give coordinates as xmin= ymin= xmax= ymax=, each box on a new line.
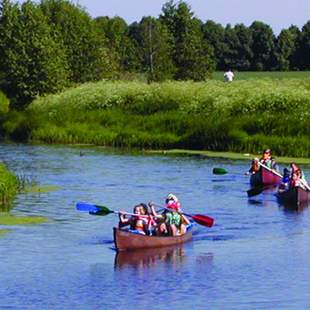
xmin=145 ymin=149 xmax=310 ymax=165
xmin=0 ymin=163 xmax=18 ymax=206
xmin=1 ymin=78 xmax=307 ymax=158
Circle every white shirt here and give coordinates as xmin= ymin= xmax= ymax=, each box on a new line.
xmin=224 ymin=71 xmax=234 ymax=82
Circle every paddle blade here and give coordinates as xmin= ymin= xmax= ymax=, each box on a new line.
xmin=213 ymin=167 xmax=227 ymax=175
xmin=191 ymin=214 xmax=214 ymax=227
xmin=76 ymin=202 xmax=99 ymax=212
xmin=76 ymin=202 xmax=112 ymax=216
xmin=247 ymin=186 xmax=264 ymax=197
xmin=89 ymin=207 xmax=112 ymax=216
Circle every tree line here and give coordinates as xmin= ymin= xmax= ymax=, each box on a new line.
xmin=0 ymin=0 xmax=309 ymax=108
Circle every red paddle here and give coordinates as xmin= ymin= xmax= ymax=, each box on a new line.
xmin=154 ymin=204 xmax=214 ymax=228
xmin=185 ymin=213 xmax=214 ymax=227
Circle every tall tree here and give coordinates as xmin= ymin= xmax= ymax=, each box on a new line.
xmin=221 ymin=24 xmax=238 ymax=70
xmin=286 ymin=25 xmax=301 ymax=70
xmin=129 ymin=16 xmax=175 ymax=82
xmin=160 ymin=1 xmax=214 ymax=80
xmin=95 ymin=16 xmax=127 ymax=74
xmin=276 ymin=28 xmax=297 ymax=70
xmin=0 ymin=0 xmax=69 ymax=108
xmin=234 ymin=24 xmax=253 ymax=71
xmin=250 ymin=21 xmax=276 ymax=70
xmin=40 ymin=0 xmax=114 ymax=83
xmin=298 ymin=21 xmax=310 ymax=69
xmin=202 ymin=20 xmax=225 ymax=70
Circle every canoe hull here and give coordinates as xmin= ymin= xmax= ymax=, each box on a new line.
xmin=277 ymin=186 xmax=310 ymax=207
xmin=113 ymin=227 xmax=193 ymax=251
xmin=250 ymin=166 xmax=282 ymax=187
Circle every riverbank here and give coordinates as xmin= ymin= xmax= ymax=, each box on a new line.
xmin=146 ymin=149 xmax=310 ymax=165
xmin=1 ymin=79 xmax=310 ymax=157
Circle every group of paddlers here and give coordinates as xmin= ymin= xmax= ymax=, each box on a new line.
xmin=248 ymin=148 xmax=310 ymax=191
xmin=118 ymin=194 xmax=190 ymax=236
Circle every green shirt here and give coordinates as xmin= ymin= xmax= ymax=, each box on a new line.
xmin=165 ymin=212 xmax=182 ymax=227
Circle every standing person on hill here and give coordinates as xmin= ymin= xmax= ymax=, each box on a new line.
xmin=224 ymin=69 xmax=234 ymax=82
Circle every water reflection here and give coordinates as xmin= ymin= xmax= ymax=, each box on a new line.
xmin=278 ymin=201 xmax=309 ymax=213
xmin=114 ymin=245 xmax=187 ymax=270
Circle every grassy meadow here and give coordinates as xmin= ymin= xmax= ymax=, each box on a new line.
xmin=1 ymin=74 xmax=310 ymax=158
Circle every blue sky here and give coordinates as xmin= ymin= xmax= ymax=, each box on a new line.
xmin=18 ymin=0 xmax=310 ymax=35
xmin=73 ymin=0 xmax=310 ymax=34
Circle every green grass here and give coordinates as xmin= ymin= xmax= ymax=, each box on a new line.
xmin=211 ymin=71 xmax=310 ymax=81
xmin=0 ymin=163 xmax=18 ymax=205
xmin=1 ymin=78 xmax=309 ymax=158
xmin=146 ymin=149 xmax=310 ymax=165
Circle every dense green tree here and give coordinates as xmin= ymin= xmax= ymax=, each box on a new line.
xmin=160 ymin=1 xmax=214 ymax=80
xmin=124 ymin=22 xmax=144 ymax=73
xmin=298 ymin=21 xmax=310 ymax=69
xmin=250 ymin=21 xmax=276 ymax=70
xmin=286 ymin=25 xmax=301 ymax=70
xmin=129 ymin=17 xmax=175 ymax=82
xmin=202 ymin=20 xmax=225 ymax=70
xmin=276 ymin=28 xmax=297 ymax=70
xmin=221 ymin=24 xmax=253 ymax=71
xmin=40 ymin=0 xmax=114 ymax=82
xmin=0 ymin=0 xmax=69 ymax=108
xmin=234 ymin=24 xmax=253 ymax=71
xmin=95 ymin=16 xmax=128 ymax=74
xmin=221 ymin=24 xmax=238 ymax=70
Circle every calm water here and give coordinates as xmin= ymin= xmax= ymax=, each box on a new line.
xmin=0 ymin=143 xmax=310 ymax=309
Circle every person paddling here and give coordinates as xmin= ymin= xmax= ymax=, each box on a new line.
xmin=118 ymin=203 xmax=149 ymax=235
xmin=259 ymin=149 xmax=278 ymax=171
xmin=149 ymin=194 xmax=190 ymax=236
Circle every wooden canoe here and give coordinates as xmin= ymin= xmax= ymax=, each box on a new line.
xmin=250 ymin=165 xmax=282 ymax=187
xmin=113 ymin=225 xmax=193 ymax=251
xmin=277 ymin=186 xmax=310 ymax=207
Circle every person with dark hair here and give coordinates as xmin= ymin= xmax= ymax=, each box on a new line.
xmin=289 ymin=163 xmax=310 ymax=190
xmin=259 ymin=149 xmax=278 ymax=171
xmin=118 ymin=203 xmax=149 ymax=235
xmin=246 ymin=157 xmax=260 ymax=175
xmin=224 ymin=69 xmax=234 ymax=82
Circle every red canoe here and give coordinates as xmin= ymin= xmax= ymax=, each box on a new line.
xmin=277 ymin=186 xmax=310 ymax=207
xmin=250 ymin=165 xmax=282 ymax=187
xmin=113 ymin=226 xmax=193 ymax=251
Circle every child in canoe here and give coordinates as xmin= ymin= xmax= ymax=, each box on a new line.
xmin=289 ymin=163 xmax=310 ymax=191
xmin=118 ymin=203 xmax=152 ymax=235
xmin=149 ymin=194 xmax=190 ymax=236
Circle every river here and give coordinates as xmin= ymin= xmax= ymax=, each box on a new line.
xmin=0 ymin=143 xmax=309 ymax=309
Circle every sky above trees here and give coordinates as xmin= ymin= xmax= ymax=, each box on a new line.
xmin=70 ymin=0 xmax=310 ymax=35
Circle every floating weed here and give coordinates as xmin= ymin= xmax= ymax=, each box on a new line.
xmin=0 ymin=214 xmax=48 ymax=225
xmin=0 ymin=229 xmax=10 ymax=236
xmin=24 ymin=185 xmax=60 ymax=194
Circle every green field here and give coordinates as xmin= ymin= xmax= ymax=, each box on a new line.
xmin=212 ymin=71 xmax=310 ymax=81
